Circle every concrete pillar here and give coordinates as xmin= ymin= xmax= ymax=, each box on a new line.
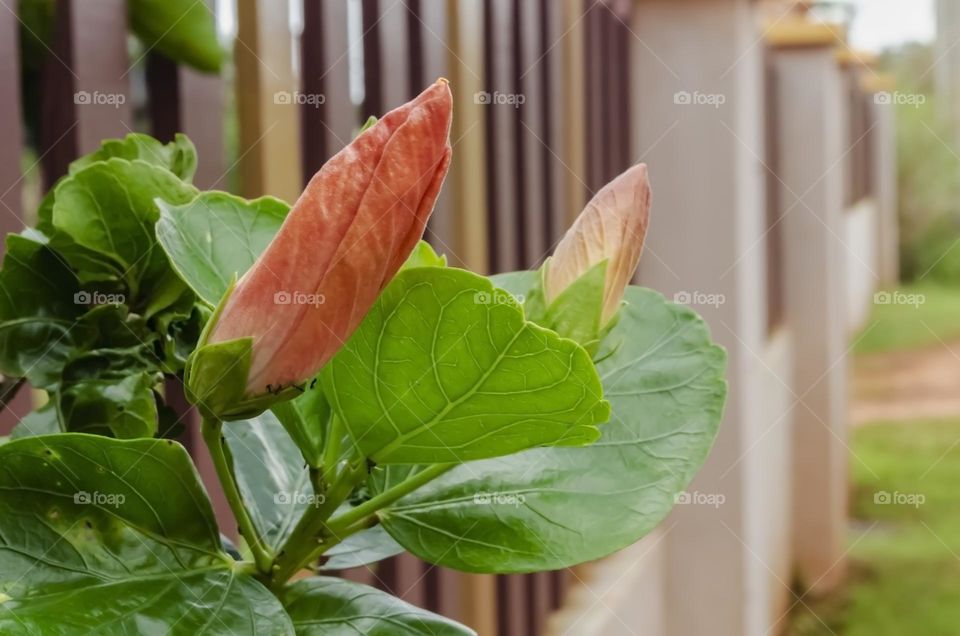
xmin=770 ymin=45 xmax=849 ymax=593
xmin=630 ymin=1 xmax=767 ymax=634
xmin=936 ymin=0 xmax=960 ymax=134
xmin=870 ymin=93 xmax=899 ymax=285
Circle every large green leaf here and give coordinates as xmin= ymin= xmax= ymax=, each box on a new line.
xmin=373 ymin=282 xmax=727 ymax=572
xmin=0 ymin=234 xmax=83 ymax=388
xmin=225 ymin=410 xmax=313 ymax=553
xmin=323 ymin=268 xmax=610 ymax=464
xmin=38 ymin=133 xmax=197 ymax=235
xmin=51 ymin=158 xmax=198 ymax=296
xmin=129 ymin=0 xmax=225 ymax=73
xmin=280 ymin=576 xmax=475 ymax=635
xmin=156 ymin=192 xmax=289 ymax=306
xmin=0 ymin=434 xmax=293 ymax=634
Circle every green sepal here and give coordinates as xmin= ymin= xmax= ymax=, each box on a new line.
xmin=358 ymin=116 xmax=378 ymax=135
xmin=401 ymin=240 xmax=447 ymax=270
xmin=184 ymin=277 xmax=300 ymax=421
xmin=526 ymin=259 xmax=614 ymax=357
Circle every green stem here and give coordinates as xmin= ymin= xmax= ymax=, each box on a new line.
xmin=325 ymin=463 xmax=456 ymax=537
xmin=269 ymin=460 xmax=365 ymax=585
xmin=298 ymin=516 xmax=378 ymax=571
xmin=321 ymin=415 xmax=343 ymax=480
xmin=201 ymin=416 xmax=272 ymax=573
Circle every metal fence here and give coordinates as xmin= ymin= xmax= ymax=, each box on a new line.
xmin=0 ymin=1 xmax=636 ymax=634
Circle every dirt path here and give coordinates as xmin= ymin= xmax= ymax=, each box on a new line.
xmin=853 ymin=339 xmax=960 ymax=425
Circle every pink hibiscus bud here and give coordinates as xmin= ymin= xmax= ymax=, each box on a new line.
xmin=544 ymin=164 xmax=651 ymax=327
xmin=188 ymin=80 xmax=452 ymax=418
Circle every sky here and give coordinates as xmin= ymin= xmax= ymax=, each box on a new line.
xmin=846 ymin=0 xmax=936 ymax=51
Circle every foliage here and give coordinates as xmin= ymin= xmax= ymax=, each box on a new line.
xmin=0 ymin=131 xmax=727 ymax=634
xmin=18 ymin=0 xmax=223 ymax=74
xmin=854 ymin=283 xmax=960 ymax=354
xmin=789 ymin=419 xmax=960 ymax=636
xmin=884 ymin=43 xmax=960 ymax=284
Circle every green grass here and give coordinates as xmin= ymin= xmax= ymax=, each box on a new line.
xmin=853 ymin=283 xmax=960 ymax=354
xmin=789 ymin=419 xmax=960 ymax=635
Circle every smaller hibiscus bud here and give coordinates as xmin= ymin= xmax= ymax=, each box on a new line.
xmin=537 ymin=164 xmax=651 ymax=351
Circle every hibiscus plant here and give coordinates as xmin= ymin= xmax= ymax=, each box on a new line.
xmin=0 ymin=81 xmax=726 ymax=634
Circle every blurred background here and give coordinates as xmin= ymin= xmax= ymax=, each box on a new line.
xmin=2 ymin=0 xmax=960 ymax=634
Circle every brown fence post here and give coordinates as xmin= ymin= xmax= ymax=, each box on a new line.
xmin=236 ymin=0 xmax=302 ymax=202
xmin=0 ymin=1 xmax=33 ymax=433
xmin=40 ymin=0 xmax=132 ymax=187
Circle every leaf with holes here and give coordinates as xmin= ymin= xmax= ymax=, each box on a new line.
xmin=0 ymin=434 xmax=294 ymax=634
xmin=322 ymin=267 xmax=610 ymax=464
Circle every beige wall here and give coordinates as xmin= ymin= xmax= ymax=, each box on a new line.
xmin=846 ymin=200 xmax=881 ymax=331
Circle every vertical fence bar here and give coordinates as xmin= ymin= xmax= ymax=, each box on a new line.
xmin=613 ymin=0 xmax=633 ymax=173
xmin=417 ymin=0 xmax=456 ymax=252
xmin=301 ymin=0 xmax=357 ymax=181
xmin=527 ymin=571 xmax=552 ymax=635
xmin=497 ymin=574 xmax=527 ymax=636
xmin=516 ymin=0 xmax=548 ymax=267
xmin=583 ymin=0 xmax=605 ymax=196
xmin=376 ymin=0 xmax=414 ymax=108
xmin=40 ymin=0 xmax=132 ymax=187
xmin=484 ymin=0 xmax=521 ymax=273
xmin=360 ymin=0 xmax=383 ymax=120
xmin=445 ymin=0 xmax=489 ymax=273
xmin=560 ymin=0 xmax=588 ymax=227
xmin=378 ymin=552 xmax=427 ymax=607
xmin=0 ymin=2 xmax=32 ymax=433
xmin=236 ymin=0 xmax=302 ymax=202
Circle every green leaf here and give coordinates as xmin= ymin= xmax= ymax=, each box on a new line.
xmin=319 ymin=525 xmax=405 ymax=571
xmin=272 ymin=379 xmax=330 ymax=468
xmin=59 ymin=370 xmax=159 ymax=439
xmin=128 ymin=0 xmax=225 ymax=73
xmin=0 ymin=434 xmax=293 ymax=634
xmin=281 ymin=576 xmax=475 ymax=635
xmin=70 ymin=132 xmax=198 ymax=182
xmin=225 ymin=410 xmax=313 ymax=552
xmin=401 ymin=240 xmax=447 ymax=270
xmin=0 ymin=234 xmax=83 ymax=388
xmin=51 ymin=158 xmax=198 ymax=296
xmin=323 ymin=268 xmax=610 ymax=464
xmin=373 ymin=281 xmax=727 ymax=572
xmin=38 ymin=133 xmax=197 ymax=236
xmin=156 ymin=192 xmax=290 ymax=306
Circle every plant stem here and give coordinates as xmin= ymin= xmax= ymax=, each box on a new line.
xmin=322 ymin=415 xmax=343 ymax=480
xmin=269 ymin=459 xmax=365 ymax=585
xmin=200 ymin=416 xmax=272 ymax=573
xmin=325 ymin=463 xmax=456 ymax=537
